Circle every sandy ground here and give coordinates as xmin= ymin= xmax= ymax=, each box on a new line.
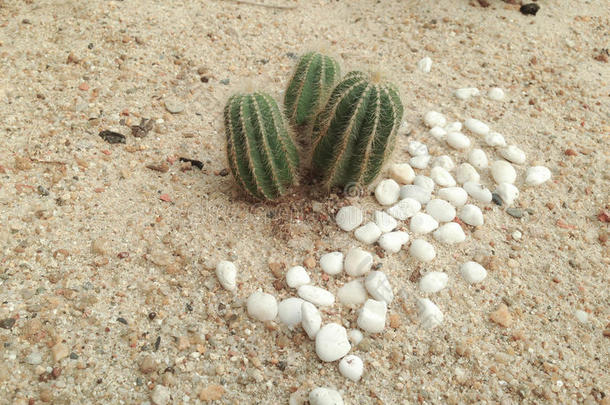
xmin=0 ymin=0 xmax=609 ymax=403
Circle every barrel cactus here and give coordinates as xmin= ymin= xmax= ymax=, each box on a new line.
xmin=311 ymin=71 xmax=404 ymax=189
xmin=284 ymin=51 xmax=341 ymax=129
xmin=224 ymin=92 xmax=300 ymax=200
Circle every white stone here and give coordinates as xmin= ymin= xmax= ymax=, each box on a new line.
xmin=495 ymin=183 xmax=519 ymax=206
xmin=430 ymin=166 xmax=456 ymax=187
xmin=407 ymin=141 xmax=428 ymax=156
xmin=426 ymin=199 xmax=456 ymax=222
xmin=354 ymin=222 xmax=382 ymax=244
xmin=468 ymin=148 xmax=488 ymax=169
xmin=501 ymin=145 xmax=526 ymax=165
xmin=464 ymin=118 xmax=490 ymax=136
xmin=336 ymin=206 xmax=363 ymax=231
xmin=399 ymin=185 xmax=431 ymax=204
xmin=447 ymin=132 xmax=471 ymax=150
xmin=389 ymin=163 xmax=415 ymax=184
xmin=247 ymin=291 xmax=278 ymax=321
xmin=215 ymin=261 xmax=237 ymax=291
xmin=437 ymin=187 xmax=468 ymax=207
xmin=460 ymin=261 xmax=487 ymax=283
xmin=432 ymin=155 xmax=455 ymax=171
xmin=357 ymin=299 xmax=387 ymax=333
xmin=433 ymin=223 xmax=466 ymax=244
xmin=278 ymin=297 xmax=304 ymax=327
xmin=424 ymin=111 xmax=446 ymax=128
xmin=25 ymin=352 xmax=42 ymax=365
xmin=458 ymin=204 xmax=484 ymax=226
xmin=409 ymin=154 xmax=431 ymax=169
xmin=344 ymin=248 xmax=373 ymax=277
xmin=455 ymin=163 xmax=480 ymax=184
xmin=417 ymin=298 xmax=444 ymax=329
xmin=348 ymin=329 xmax=363 ymax=345
xmin=419 ymin=272 xmax=448 ymax=293
xmin=375 ymin=179 xmax=400 ymax=205
xmin=409 ymin=239 xmax=436 ymax=262
xmin=429 ymin=126 xmax=447 ymax=141
xmin=374 ymin=210 xmax=398 ymax=233
xmin=298 ymin=285 xmax=335 ymax=306
xmin=414 ymin=175 xmax=435 ymax=192
xmin=445 ymin=121 xmax=463 ymax=132
xmin=315 ymin=323 xmax=351 ymax=362
xmin=397 ymin=120 xmax=409 ymax=136
xmin=151 ymin=385 xmax=171 ymax=405
xmin=365 ymin=271 xmax=394 ymax=304
xmin=320 ymin=252 xmax=344 ymax=275
xmin=488 ymin=87 xmax=505 ymax=101
xmin=525 ymin=166 xmax=552 ymax=186
xmin=485 ymin=131 xmax=506 ymax=147
xmin=301 ymin=301 xmax=322 ymax=339
xmin=512 ymin=230 xmax=522 ymax=240
xmin=378 ymin=231 xmax=409 ymax=253
xmin=337 ymin=279 xmax=367 ymax=306
xmin=463 ymin=182 xmax=492 ymax=203
xmin=575 ymin=310 xmax=589 ymax=324
xmin=286 ymin=266 xmax=310 ymax=288
xmin=339 ymin=355 xmax=364 ymax=382
xmin=454 ymin=87 xmax=480 ymax=100
xmin=417 ymin=56 xmax=432 ymax=73
xmin=309 ymin=388 xmax=344 ymax=405
xmin=387 ymin=198 xmax=422 ymax=220
xmin=410 ymin=213 xmax=439 ymax=234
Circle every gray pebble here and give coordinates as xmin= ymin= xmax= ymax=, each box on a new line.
xmin=506 ymin=208 xmax=523 ymax=218
xmin=25 ymin=352 xmax=43 ymax=365
xmin=164 ymin=99 xmax=184 ymax=114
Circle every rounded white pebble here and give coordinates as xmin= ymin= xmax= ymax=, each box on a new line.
xmin=339 ymin=355 xmax=364 ymax=382
xmin=399 ymin=185 xmax=431 ymax=204
xmin=575 ymin=310 xmax=589 ymax=324
xmin=417 ymin=298 xmax=444 ymax=329
xmin=432 ymin=155 xmax=455 ymax=171
xmin=409 ymin=154 xmax=431 ymax=169
xmin=424 ymin=111 xmax=446 ymax=128
xmin=501 ymin=145 xmax=527 ymax=165
xmin=298 ymin=285 xmax=335 ymax=306
xmin=378 ymin=231 xmax=409 ymax=253
xmin=354 ymin=222 xmax=382 ymax=244
xmin=414 ymin=175 xmax=435 ymax=192
xmin=431 ymin=166 xmax=457 ymax=187
xmin=463 ymin=182 xmax=493 ymax=203
xmin=458 ymin=204 xmax=484 ymax=226
xmin=309 ymin=387 xmax=344 ymax=405
xmin=419 ymin=272 xmax=448 ymax=293
xmin=525 ymin=166 xmax=552 ymax=186
xmin=429 ymin=126 xmax=447 ymax=141
xmin=417 ymin=56 xmax=432 ymax=73
xmin=454 ymin=87 xmax=480 ymax=100
xmin=365 ymin=271 xmax=394 ymax=304
xmin=215 ymin=261 xmax=237 ymax=291
xmin=407 ymin=141 xmax=428 ymax=157
xmin=374 ymin=210 xmax=398 ymax=233
xmin=337 ymin=279 xmax=368 ymax=306
xmin=301 ymin=301 xmax=322 ymax=339
xmin=485 ymin=131 xmax=506 ymax=147
xmin=488 ymin=87 xmax=505 ymax=101
xmin=389 ymin=163 xmax=415 ymax=184
xmin=447 ymin=132 xmax=471 ymax=150
xmin=315 ymin=323 xmax=351 ymax=362
xmin=426 ymin=199 xmax=456 ymax=222
xmin=437 ymin=187 xmax=468 ymax=207
xmin=410 ymin=213 xmax=439 ymax=234
xmin=286 ymin=266 xmax=311 ymax=288
xmin=468 ymin=148 xmax=488 ymax=169
xmin=247 ymin=292 xmax=278 ymax=321
xmin=445 ymin=121 xmax=463 ymax=132
xmin=357 ymin=299 xmax=387 ymax=333
xmin=278 ymin=297 xmax=304 ymax=327
xmin=464 ymin=118 xmax=490 ymax=136
xmin=320 ymin=252 xmax=344 ymax=275
xmin=344 ymin=248 xmax=373 ymax=276
xmin=460 ymin=261 xmax=487 ymax=283
xmin=495 ymin=183 xmax=519 ymax=206
xmin=409 ymin=239 xmax=436 ymax=262
xmin=336 ymin=206 xmax=363 ymax=231
xmin=387 ymin=197 xmax=422 ymax=220
xmin=348 ymin=329 xmax=363 ymax=345
xmin=433 ymin=222 xmax=466 ymax=244
xmin=456 ymin=163 xmax=480 ymax=184
xmin=375 ymin=179 xmax=400 ymax=205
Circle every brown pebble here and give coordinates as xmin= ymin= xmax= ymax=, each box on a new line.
xmin=389 ymin=313 xmax=401 ymax=329
xmin=268 ymin=262 xmax=284 ymax=278
xmin=199 ymin=384 xmax=225 ymax=401
xmin=490 ymin=304 xmax=513 ymax=327
xmin=91 ymin=237 xmax=111 ymax=256
xmin=303 ymin=256 xmax=316 ymax=269
xmin=139 ymin=355 xmax=157 ymax=374
xmin=564 ymin=148 xmax=577 ymax=156
xmin=146 ymin=162 xmax=169 ymax=173
xmin=39 ymin=388 xmax=52 ymax=402
xmin=51 ymin=343 xmax=69 ymax=362
xmin=176 ymin=336 xmax=190 ymax=351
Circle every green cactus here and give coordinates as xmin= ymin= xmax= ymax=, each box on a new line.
xmin=284 ymin=51 xmax=341 ymax=128
xmin=311 ymin=71 xmax=403 ymax=189
xmin=224 ymin=92 xmax=300 ymax=200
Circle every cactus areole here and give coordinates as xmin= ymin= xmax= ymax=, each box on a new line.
xmin=224 ymin=92 xmax=300 ymax=200
xmin=311 ymin=71 xmax=404 ymax=189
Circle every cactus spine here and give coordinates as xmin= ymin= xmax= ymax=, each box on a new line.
xmin=311 ymin=71 xmax=403 ymax=188
xmin=284 ymin=51 xmax=341 ymax=128
xmin=224 ymin=92 xmax=300 ymax=200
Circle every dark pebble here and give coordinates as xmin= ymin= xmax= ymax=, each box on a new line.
xmin=186 ymin=303 xmax=193 ymax=312
xmin=520 ymin=3 xmax=540 ymax=15
xmin=96 ymin=378 xmax=103 ymax=384
xmin=506 ymin=208 xmax=523 ymax=218
xmin=277 ymin=360 xmax=287 ymax=371
xmin=99 ymin=130 xmax=126 ymax=144
xmin=218 ymin=168 xmax=229 ymax=176
xmin=220 ymin=79 xmax=230 ymax=85
xmin=154 ymin=336 xmax=161 ymax=351
xmin=178 ymin=157 xmax=203 ymax=169
xmin=117 ymin=317 xmax=128 ymax=325
xmin=286 ymin=52 xmax=297 ymax=59
xmin=200 ymin=76 xmax=209 ymax=83
xmin=148 ymin=312 xmax=156 ymax=320
xmin=491 ymin=193 xmax=503 ymax=206
xmin=117 ymin=252 xmax=129 ymax=259
xmin=136 ymin=377 xmax=144 ymax=386
xmin=0 ymin=318 xmax=16 ymax=329
xmin=37 ymin=185 xmax=50 ymax=196
xmin=69 ymin=352 xmax=79 ymax=360
xmin=130 ymin=118 xmax=154 ymax=138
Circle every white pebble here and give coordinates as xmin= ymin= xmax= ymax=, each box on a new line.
xmin=445 ymin=121 xmax=462 ymax=132
xmin=286 ymin=266 xmax=311 ymax=288
xmin=247 ymin=292 xmax=278 ymax=321
xmin=432 ymin=155 xmax=455 ymax=171
xmin=433 ymin=222 xmax=466 ymax=244
xmin=407 ymin=141 xmax=428 ymax=157
xmin=320 ymin=252 xmax=344 ymax=275
xmin=525 ymin=166 xmax=552 ymax=186
xmin=419 ymin=272 xmax=448 ymax=293
xmin=458 ymin=204 xmax=484 ymax=226
xmin=501 ymin=145 xmax=527 ymax=165
xmin=429 ymin=126 xmax=447 ymax=141
xmin=278 ymin=297 xmax=304 ymax=327
xmin=417 ymin=298 xmax=444 ymax=329
xmin=389 ymin=163 xmax=415 ymax=184
xmin=364 ymin=271 xmax=394 ymax=304
xmin=414 ymin=175 xmax=435 ymax=192
xmin=215 ymin=261 xmax=237 ymax=291
xmin=430 ymin=166 xmax=457 ymax=187
xmin=387 ymin=197 xmax=422 ymax=220
xmin=495 ymin=183 xmax=519 ymax=206
xmin=348 ymin=329 xmax=363 ymax=345
xmin=463 ymin=181 xmax=493 ymax=203
xmin=151 ymin=385 xmax=171 ymax=405
xmin=409 ymin=154 xmax=431 ymax=169
xmin=374 ymin=179 xmax=400 ymax=205
xmin=378 ymin=231 xmax=409 ymax=253
xmin=410 ymin=213 xmax=439 ymax=234
xmin=309 ymin=388 xmax=344 ymax=405
xmin=374 ymin=210 xmax=398 ymax=233
xmin=344 ymin=248 xmax=373 ymax=276
xmin=336 ymin=206 xmax=363 ymax=231
xmin=460 ymin=261 xmax=487 ymax=283
xmin=425 ymin=199 xmax=456 ymax=222
xmin=339 ymin=355 xmax=364 ymax=382
xmin=315 ymin=323 xmax=351 ymax=362
xmin=488 ymin=87 xmax=505 ymax=101
xmin=447 ymin=132 xmax=471 ymax=150
xmin=301 ymin=301 xmax=322 ymax=339
xmin=574 ymin=310 xmax=589 ymax=324
xmin=424 ymin=111 xmax=446 ymax=128
xmin=456 ymin=163 xmax=480 ymax=184
xmin=354 ymin=222 xmax=382 ymax=244
xmin=397 ymin=120 xmax=409 ymax=136
xmin=337 ymin=279 xmax=367 ymax=306
xmin=298 ymin=285 xmax=335 ymax=306
xmin=357 ymin=299 xmax=387 ymax=333
xmin=437 ymin=187 xmax=468 ymax=207
xmin=399 ymin=185 xmax=431 ymax=204
xmin=464 ymin=118 xmax=490 ymax=136
xmin=454 ymin=87 xmax=480 ymax=100
xmin=485 ymin=131 xmax=506 ymax=147
xmin=468 ymin=148 xmax=488 ymax=169
xmin=409 ymin=239 xmax=436 ymax=262
xmin=512 ymin=230 xmax=522 ymax=240
xmin=417 ymin=56 xmax=432 ymax=73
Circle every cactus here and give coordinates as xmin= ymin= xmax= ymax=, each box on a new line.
xmin=224 ymin=92 xmax=300 ymax=200
xmin=284 ymin=51 xmax=341 ymax=128
xmin=311 ymin=71 xmax=403 ymax=189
